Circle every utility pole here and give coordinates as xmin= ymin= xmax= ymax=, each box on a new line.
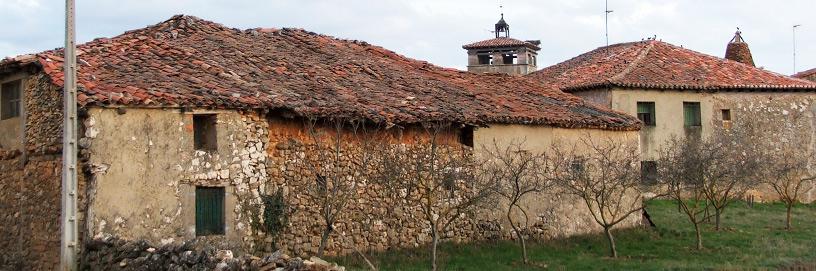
xmin=60 ymin=0 xmax=79 ymax=269
xmin=793 ymin=24 xmax=801 ymax=74
xmin=605 ymin=0 xmax=614 ymax=47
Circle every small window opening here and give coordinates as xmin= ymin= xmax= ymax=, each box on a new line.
xmin=193 ymin=114 xmax=218 ymax=151
xmin=1 ymin=80 xmax=21 ymax=120
xmin=502 ymin=53 xmax=518 ymax=64
xmin=683 ymin=102 xmax=702 ymax=127
xmin=570 ymin=158 xmax=585 ymax=174
xmin=195 ymin=186 xmax=225 ymax=236
xmin=637 ymin=102 xmax=656 ymax=126
xmin=640 ymin=161 xmax=658 ymax=184
xmin=721 ymin=109 xmax=731 ymax=121
xmin=458 ymin=126 xmax=474 ymax=147
xmin=477 ymin=54 xmax=492 ymax=65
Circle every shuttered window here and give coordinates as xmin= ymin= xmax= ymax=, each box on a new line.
xmin=1 ymin=80 xmax=21 ymax=120
xmin=683 ymin=102 xmax=701 ymax=127
xmin=637 ymin=102 xmax=656 ymax=126
xmin=196 ymin=187 xmax=225 ymax=236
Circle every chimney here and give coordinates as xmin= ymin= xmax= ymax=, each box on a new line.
xmin=725 ymin=29 xmax=755 ymax=66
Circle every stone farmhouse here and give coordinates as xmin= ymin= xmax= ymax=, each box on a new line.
xmin=0 ymin=15 xmax=641 ymax=269
xmin=527 ymin=31 xmax=816 ymax=201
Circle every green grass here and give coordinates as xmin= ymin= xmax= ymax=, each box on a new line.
xmin=330 ymin=200 xmax=816 ymax=270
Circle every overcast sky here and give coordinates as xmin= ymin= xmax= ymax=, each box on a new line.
xmin=1 ymin=0 xmax=814 ymax=75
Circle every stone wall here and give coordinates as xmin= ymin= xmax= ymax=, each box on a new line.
xmin=0 ymin=73 xmax=66 ymax=270
xmin=713 ymin=92 xmax=816 ymax=203
xmin=81 ymin=237 xmax=344 ymax=271
xmin=83 ymin=108 xmax=271 ymax=254
xmin=264 ymin=118 xmax=500 ymax=258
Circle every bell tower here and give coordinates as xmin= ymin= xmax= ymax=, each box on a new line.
xmin=462 ymin=13 xmax=540 ymax=75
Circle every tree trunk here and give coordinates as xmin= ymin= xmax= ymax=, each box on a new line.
xmin=603 ymin=227 xmax=617 ymax=258
xmin=507 ymin=206 xmax=528 ymax=264
xmin=430 ymin=226 xmax=439 ymax=271
xmin=693 ymin=222 xmax=703 ymax=250
xmin=786 ymin=204 xmax=793 ymax=230
xmin=317 ymin=225 xmax=332 ymax=257
xmin=714 ymin=209 xmax=721 ymax=231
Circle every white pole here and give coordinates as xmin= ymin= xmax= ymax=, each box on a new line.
xmin=60 ymin=0 xmax=79 ymax=269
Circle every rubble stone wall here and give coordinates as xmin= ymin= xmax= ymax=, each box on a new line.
xmin=0 ymin=73 xmax=67 ymax=270
xmin=264 ymin=118 xmax=499 ymax=258
xmin=84 ymin=108 xmax=270 ymax=254
xmin=713 ymin=92 xmax=816 ymax=203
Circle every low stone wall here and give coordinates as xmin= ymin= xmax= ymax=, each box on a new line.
xmin=81 ymin=237 xmax=344 ymax=271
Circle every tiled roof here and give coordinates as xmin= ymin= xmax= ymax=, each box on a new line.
xmin=793 ymin=68 xmax=816 ymax=79
xmin=529 ymin=40 xmax=816 ymax=92
xmin=462 ymin=37 xmax=540 ymax=50
xmin=0 ymin=15 xmax=639 ymax=130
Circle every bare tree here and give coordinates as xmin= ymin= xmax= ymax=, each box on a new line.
xmin=299 ymin=118 xmax=375 ymax=257
xmin=548 ymin=136 xmax=643 ymax=258
xmin=753 ymin=113 xmax=816 ymax=230
xmin=701 ymin=129 xmax=762 ymax=231
xmin=478 ymin=139 xmax=552 ymax=264
xmin=374 ymin=122 xmax=495 ymax=271
xmin=762 ymin=143 xmax=816 ymax=230
xmin=658 ymin=136 xmax=729 ymax=250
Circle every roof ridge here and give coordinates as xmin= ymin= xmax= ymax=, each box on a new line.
xmin=608 ymin=41 xmax=654 ymax=82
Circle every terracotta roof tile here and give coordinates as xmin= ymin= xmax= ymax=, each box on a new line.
xmin=529 ymin=40 xmax=816 ymax=92
xmin=462 ymin=37 xmax=540 ymax=50
xmin=0 ymin=15 xmax=639 ymax=130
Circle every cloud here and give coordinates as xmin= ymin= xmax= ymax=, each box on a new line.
xmin=0 ymin=0 xmax=813 ymax=75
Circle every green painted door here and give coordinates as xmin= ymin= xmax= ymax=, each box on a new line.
xmin=196 ymin=187 xmax=225 ymax=236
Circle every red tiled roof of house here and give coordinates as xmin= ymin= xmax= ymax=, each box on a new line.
xmin=0 ymin=15 xmax=639 ymax=130
xmin=529 ymin=40 xmax=816 ymax=92
xmin=793 ymin=68 xmax=816 ymax=79
xmin=462 ymin=37 xmax=540 ymax=50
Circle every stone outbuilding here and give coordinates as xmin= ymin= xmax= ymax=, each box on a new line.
xmin=0 ymin=15 xmax=641 ymax=269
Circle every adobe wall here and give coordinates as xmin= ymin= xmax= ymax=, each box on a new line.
xmin=0 ymin=73 xmax=67 ymax=270
xmin=473 ymin=125 xmax=643 ymax=239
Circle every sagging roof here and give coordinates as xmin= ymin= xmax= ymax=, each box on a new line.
xmin=0 ymin=15 xmax=639 ymax=130
xmin=529 ymin=40 xmax=816 ymax=92
xmin=462 ymin=37 xmax=541 ymax=50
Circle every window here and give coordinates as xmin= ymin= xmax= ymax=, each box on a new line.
xmin=502 ymin=53 xmax=517 ymax=64
xmin=721 ymin=109 xmax=731 ymax=121
xmin=195 ymin=186 xmax=225 ymax=236
xmin=477 ymin=54 xmax=492 ymax=65
xmin=640 ymin=161 xmax=658 ymax=184
xmin=458 ymin=126 xmax=474 ymax=147
xmin=193 ymin=114 xmax=217 ymax=151
xmin=683 ymin=102 xmax=701 ymax=127
xmin=1 ymin=80 xmax=21 ymax=120
xmin=570 ymin=158 xmax=585 ymax=174
xmin=637 ymin=102 xmax=656 ymax=126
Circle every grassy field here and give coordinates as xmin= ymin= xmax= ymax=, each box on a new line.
xmin=330 ymin=200 xmax=816 ymax=270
